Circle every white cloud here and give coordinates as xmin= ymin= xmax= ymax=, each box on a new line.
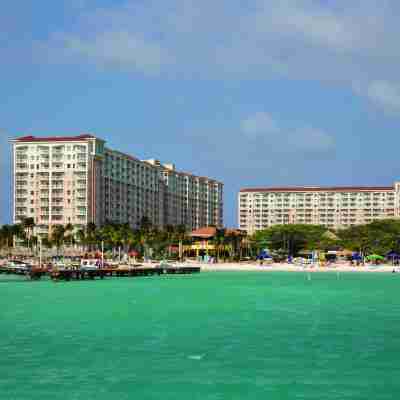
xmin=37 ymin=0 xmax=400 ymax=112
xmin=365 ymin=81 xmax=400 ymax=113
xmin=241 ymin=112 xmax=278 ymax=138
xmin=240 ymin=111 xmax=335 ymax=152
xmin=252 ymin=1 xmax=362 ymax=51
xmin=290 ymin=127 xmax=335 ymax=152
xmin=62 ymin=31 xmax=168 ymax=74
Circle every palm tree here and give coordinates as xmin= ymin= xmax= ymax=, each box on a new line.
xmin=224 ymin=231 xmax=239 ymax=261
xmin=213 ymin=228 xmax=226 ymax=262
xmin=120 ymin=223 xmax=135 ymax=254
xmin=64 ymin=223 xmax=74 ymax=248
xmin=11 ymin=223 xmax=25 ymax=249
xmin=22 ymin=217 xmax=35 ymax=251
xmin=173 ymin=224 xmax=189 ymax=260
xmin=137 ymin=216 xmax=154 ymax=259
xmin=85 ymin=222 xmax=97 ymax=251
xmin=51 ymin=225 xmax=66 ymax=255
xmin=0 ymin=225 xmax=14 ymax=250
xmin=138 ymin=216 xmax=152 ymax=233
xmin=76 ymin=227 xmax=87 ymax=251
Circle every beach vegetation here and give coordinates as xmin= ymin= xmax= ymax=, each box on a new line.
xmin=252 ymin=224 xmax=329 ymax=256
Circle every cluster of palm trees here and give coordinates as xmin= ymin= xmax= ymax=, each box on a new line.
xmin=208 ymin=228 xmax=250 ymax=260
xmin=0 ymin=217 xmax=192 ymax=259
xmin=0 ymin=216 xmax=255 ymax=261
xmin=0 ymin=217 xmax=36 ymax=250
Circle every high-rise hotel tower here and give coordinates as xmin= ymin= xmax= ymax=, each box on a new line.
xmin=239 ymin=184 xmax=400 ymax=234
xmin=11 ymin=134 xmax=223 ymax=236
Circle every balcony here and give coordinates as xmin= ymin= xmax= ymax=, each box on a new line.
xmin=76 ymin=162 xmax=87 ymax=170
xmin=73 ymin=145 xmax=87 ymax=152
xmin=51 ymin=181 xmax=64 ymax=188
xmin=16 ymin=181 xmax=28 ymax=187
xmin=52 ymin=199 xmax=64 ymax=205
xmin=16 ymin=163 xmax=28 ymax=170
xmin=76 ymin=181 xmax=87 ymax=189
xmin=52 ymin=155 xmax=64 ymax=162
xmin=15 ymin=213 xmax=27 ymax=221
xmin=16 ymin=198 xmax=27 ymax=204
xmin=52 ymin=147 xmax=65 ymax=155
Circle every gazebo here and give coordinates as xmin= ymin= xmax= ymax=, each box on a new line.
xmin=184 ymin=227 xmax=245 ymax=259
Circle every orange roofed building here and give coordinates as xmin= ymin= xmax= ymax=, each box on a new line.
xmin=183 ymin=226 xmax=246 ymax=259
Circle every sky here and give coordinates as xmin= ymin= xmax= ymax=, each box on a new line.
xmin=1 ymin=0 xmax=400 ymax=226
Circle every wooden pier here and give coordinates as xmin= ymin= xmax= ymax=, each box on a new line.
xmin=0 ymin=266 xmax=201 ymax=281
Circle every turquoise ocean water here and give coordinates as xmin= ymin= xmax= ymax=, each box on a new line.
xmin=1 ymin=272 xmax=400 ymax=399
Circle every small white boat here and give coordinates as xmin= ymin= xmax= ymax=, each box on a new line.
xmin=80 ymin=259 xmax=100 ymax=271
xmin=6 ymin=260 xmax=32 ymax=274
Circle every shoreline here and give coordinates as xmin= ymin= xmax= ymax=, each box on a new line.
xmin=193 ymin=262 xmax=399 ymax=273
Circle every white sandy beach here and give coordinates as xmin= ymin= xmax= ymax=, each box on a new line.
xmin=192 ymin=262 xmax=398 ymax=273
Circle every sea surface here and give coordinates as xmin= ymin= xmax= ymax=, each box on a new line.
xmin=1 ymin=272 xmax=400 ymax=399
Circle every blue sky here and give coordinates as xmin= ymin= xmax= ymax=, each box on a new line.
xmin=1 ymin=0 xmax=400 ymax=226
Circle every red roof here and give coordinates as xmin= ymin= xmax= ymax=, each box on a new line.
xmin=191 ymin=227 xmax=245 ymax=238
xmin=191 ymin=227 xmax=217 ymax=238
xmin=240 ymin=186 xmax=393 ymax=193
xmin=13 ymin=134 xmax=98 ymax=143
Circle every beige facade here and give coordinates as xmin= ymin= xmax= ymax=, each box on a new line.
xmin=12 ymin=135 xmax=104 ymax=237
xmin=238 ymin=185 xmax=400 ymax=234
xmin=11 ymin=134 xmax=223 ymax=236
xmin=144 ymin=159 xmax=223 ymax=230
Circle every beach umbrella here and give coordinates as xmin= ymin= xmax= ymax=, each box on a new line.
xmin=366 ymin=254 xmax=385 ymax=261
xmin=258 ymin=250 xmax=271 ymax=259
xmin=386 ymin=251 xmax=399 ymax=264
xmin=352 ymin=253 xmax=363 ymax=261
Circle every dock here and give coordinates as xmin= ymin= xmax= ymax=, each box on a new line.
xmin=0 ymin=266 xmax=201 ymax=281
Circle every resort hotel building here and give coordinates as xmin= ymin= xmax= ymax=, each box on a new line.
xmin=239 ymin=184 xmax=400 ymax=233
xmin=11 ymin=134 xmax=223 ymax=237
